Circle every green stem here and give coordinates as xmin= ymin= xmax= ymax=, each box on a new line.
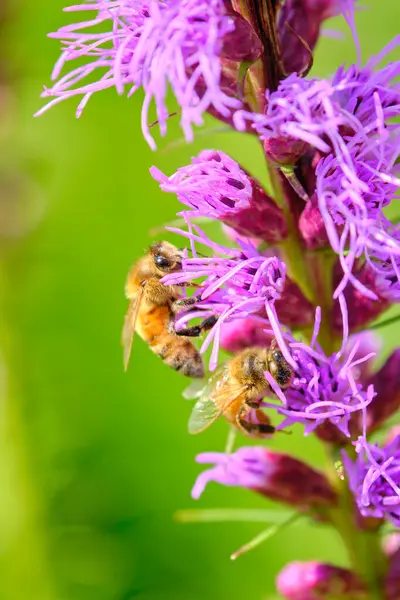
xmin=325 ymin=448 xmax=388 ymax=599
xmin=267 ymin=164 xmax=338 ymax=354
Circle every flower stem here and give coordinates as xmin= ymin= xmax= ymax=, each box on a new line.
xmin=267 ymin=163 xmax=337 ymax=354
xmin=325 ymin=447 xmax=388 ymax=599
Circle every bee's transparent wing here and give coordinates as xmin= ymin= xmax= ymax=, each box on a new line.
xmin=188 ymin=369 xmax=246 ymax=435
xmin=121 ymin=285 xmax=145 ymax=372
xmin=182 ymin=379 xmax=207 ymax=400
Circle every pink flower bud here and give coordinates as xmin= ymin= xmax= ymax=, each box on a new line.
xmin=387 ymin=548 xmax=400 ymax=600
xmin=275 ymin=277 xmax=315 ymax=328
xmin=221 ymin=4 xmax=263 ymax=62
xmin=332 ymin=263 xmax=391 ymax=333
xmin=363 ymin=350 xmax=400 ymax=433
xmin=278 ymin=1 xmax=346 ymax=75
xmin=277 ymin=561 xmax=366 ymax=600
xmin=264 ymin=136 xmax=309 ymax=165
xmin=383 ymin=533 xmax=400 ymax=557
xmin=192 ymin=447 xmax=337 ymax=513
xmin=219 ymin=316 xmax=273 ymax=353
xmin=298 ymin=197 xmax=330 ymax=250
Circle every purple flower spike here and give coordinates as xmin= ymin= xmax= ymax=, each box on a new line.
xmin=264 ymin=333 xmax=377 ymax=440
xmin=343 ymin=435 xmax=400 ymax=527
xmin=316 ymin=152 xmax=400 ymax=301
xmin=36 ymin=0 xmax=245 ymax=149
xmin=161 ymin=226 xmax=291 ymax=370
xmin=235 ymin=46 xmax=400 ymax=296
xmin=151 ymin=150 xmax=287 ymax=243
xmin=276 ymin=561 xmax=365 ymax=600
xmin=278 ymin=1 xmax=352 ymax=76
xmin=192 ymin=447 xmax=337 ymax=512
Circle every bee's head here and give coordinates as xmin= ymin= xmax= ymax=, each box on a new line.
xmin=267 ymin=344 xmax=293 ymax=389
xmin=150 ymin=241 xmax=183 ymax=274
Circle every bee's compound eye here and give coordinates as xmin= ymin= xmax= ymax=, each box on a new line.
xmin=154 ymin=254 xmax=172 ymax=269
xmin=273 ymin=351 xmax=282 ymax=361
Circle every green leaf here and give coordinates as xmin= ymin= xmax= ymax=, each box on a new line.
xmin=174 ymin=508 xmax=297 ymax=524
xmin=230 ymin=512 xmax=302 ymax=560
xmin=369 ymin=313 xmax=400 ymax=331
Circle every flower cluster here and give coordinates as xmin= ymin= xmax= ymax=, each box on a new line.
xmin=36 ymin=0 xmax=262 ymax=148
xmin=40 ymin=1 xmax=400 ymax=598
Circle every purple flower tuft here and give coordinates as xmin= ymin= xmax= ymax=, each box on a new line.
xmin=343 ymin=434 xmax=400 ymax=526
xmin=161 ymin=225 xmax=290 ymax=370
xmin=36 ymin=0 xmax=246 ymax=148
xmin=151 ymin=150 xmax=287 ymax=242
xmin=234 ymin=46 xmax=400 ymax=298
xmin=263 ymin=331 xmax=377 ymax=439
xmin=192 ymin=446 xmax=337 ymax=512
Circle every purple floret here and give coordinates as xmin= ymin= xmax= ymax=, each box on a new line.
xmin=234 ymin=44 xmax=400 ymax=299
xmin=263 ymin=328 xmax=377 ymax=437
xmin=192 ymin=446 xmax=337 ymax=511
xmin=343 ymin=435 xmax=400 ymax=526
xmin=151 ymin=150 xmax=287 ymax=242
xmin=161 ymin=225 xmax=289 ymax=369
xmin=36 ymin=0 xmax=242 ymax=148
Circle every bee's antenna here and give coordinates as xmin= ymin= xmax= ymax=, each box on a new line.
xmin=178 ymin=246 xmax=207 ymax=258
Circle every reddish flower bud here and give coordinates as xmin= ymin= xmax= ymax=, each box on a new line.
xmin=192 ymin=447 xmax=337 ymax=513
xmin=383 ymin=533 xmax=400 ymax=558
xmin=264 ymin=136 xmax=309 ymax=165
xmin=332 ymin=263 xmax=391 ymax=334
xmin=219 ymin=316 xmax=273 ymax=353
xmin=278 ymin=0 xmax=345 ymax=75
xmin=276 ymin=561 xmax=366 ymax=600
xmin=221 ymin=3 xmax=263 ymax=62
xmin=275 ymin=277 xmax=315 ymax=328
xmin=386 ymin=548 xmax=400 ymax=600
xmin=298 ymin=196 xmax=330 ymax=250
xmin=363 ymin=350 xmax=400 ymax=433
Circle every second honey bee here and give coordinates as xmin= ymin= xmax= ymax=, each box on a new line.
xmin=122 ymin=241 xmax=216 ymax=378
xmin=188 ymin=342 xmax=293 ymax=437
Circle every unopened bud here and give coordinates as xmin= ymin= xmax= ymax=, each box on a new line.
xmin=219 ymin=317 xmax=273 ymax=353
xmin=298 ymin=196 xmax=329 ymax=250
xmin=364 ymin=350 xmax=400 ymax=433
xmin=387 ymin=547 xmax=400 ymax=600
xmin=222 ymin=3 xmax=263 ymax=62
xmin=332 ymin=263 xmax=391 ymax=334
xmin=278 ymin=0 xmax=345 ymax=75
xmin=275 ymin=277 xmax=315 ymax=328
xmin=192 ymin=447 xmax=337 ymax=513
xmin=264 ymin=136 xmax=309 ymax=165
xmin=276 ymin=561 xmax=366 ymax=600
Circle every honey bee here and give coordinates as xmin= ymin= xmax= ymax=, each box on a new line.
xmin=188 ymin=342 xmax=293 ymax=437
xmin=122 ymin=241 xmax=216 ymax=378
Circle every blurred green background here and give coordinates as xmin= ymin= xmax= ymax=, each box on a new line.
xmin=1 ymin=2 xmax=400 ymax=599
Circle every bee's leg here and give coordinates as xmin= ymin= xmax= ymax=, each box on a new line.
xmin=177 ymin=281 xmax=203 ymax=288
xmin=171 ymin=315 xmax=218 ymax=337
xmin=237 ymin=406 xmax=275 ymax=436
xmin=171 ymin=294 xmax=202 ymax=312
xmin=246 ymin=400 xmax=261 ymax=409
